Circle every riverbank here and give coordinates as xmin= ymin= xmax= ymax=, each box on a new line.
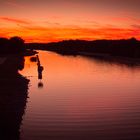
xmin=0 ymin=52 xmax=29 ymax=140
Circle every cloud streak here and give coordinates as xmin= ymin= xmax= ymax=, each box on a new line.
xmin=5 ymin=0 xmax=24 ymax=8
xmin=0 ymin=17 xmax=31 ymax=25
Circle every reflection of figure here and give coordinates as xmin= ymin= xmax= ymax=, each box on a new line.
xmin=0 ymin=55 xmax=29 ymax=140
xmin=38 ymin=82 xmax=44 ymax=88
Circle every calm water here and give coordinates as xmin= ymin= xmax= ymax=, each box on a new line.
xmin=19 ymin=51 xmax=140 ymax=140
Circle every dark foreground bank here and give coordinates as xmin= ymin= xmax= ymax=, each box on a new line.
xmin=0 ymin=36 xmax=34 ymax=140
xmin=0 ymin=54 xmax=29 ymax=140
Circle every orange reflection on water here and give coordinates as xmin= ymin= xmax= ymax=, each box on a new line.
xmin=20 ymin=51 xmax=140 ymax=140
xmin=20 ymin=51 xmax=140 ymax=109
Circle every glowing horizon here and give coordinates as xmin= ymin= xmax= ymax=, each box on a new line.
xmin=0 ymin=0 xmax=140 ymax=43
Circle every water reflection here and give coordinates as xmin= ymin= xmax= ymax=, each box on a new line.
xmin=38 ymin=82 xmax=44 ymax=89
xmin=83 ymin=55 xmax=140 ymax=68
xmin=0 ymin=55 xmax=29 ymax=140
xmin=20 ymin=51 xmax=140 ymax=140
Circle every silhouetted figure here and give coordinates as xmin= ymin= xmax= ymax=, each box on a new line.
xmin=38 ymin=65 xmax=44 ymax=79
xmin=36 ymin=55 xmax=44 ymax=80
xmin=36 ymin=55 xmax=44 ymax=88
xmin=38 ymin=64 xmax=42 ymax=77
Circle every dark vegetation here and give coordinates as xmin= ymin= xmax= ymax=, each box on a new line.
xmin=0 ymin=36 xmax=37 ymax=55
xmin=27 ymin=38 xmax=140 ymax=58
xmin=1 ymin=36 xmax=139 ymax=59
xmin=0 ymin=54 xmax=29 ymax=140
xmin=0 ymin=37 xmax=25 ymax=54
xmin=0 ymin=37 xmax=37 ymax=140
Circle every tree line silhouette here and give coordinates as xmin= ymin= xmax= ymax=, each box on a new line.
xmin=1 ymin=36 xmax=140 ymax=58
xmin=27 ymin=38 xmax=140 ymax=58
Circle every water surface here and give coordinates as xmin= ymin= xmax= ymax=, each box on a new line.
xmin=19 ymin=51 xmax=140 ymax=140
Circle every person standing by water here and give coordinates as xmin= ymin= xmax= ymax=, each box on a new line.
xmin=36 ymin=55 xmax=44 ymax=88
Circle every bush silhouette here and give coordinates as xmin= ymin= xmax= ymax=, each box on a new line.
xmin=9 ymin=37 xmax=25 ymax=53
xmin=0 ymin=36 xmax=25 ymax=54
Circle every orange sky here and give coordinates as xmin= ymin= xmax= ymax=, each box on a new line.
xmin=0 ymin=0 xmax=140 ymax=42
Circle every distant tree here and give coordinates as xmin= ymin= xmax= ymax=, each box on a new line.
xmin=9 ymin=36 xmax=25 ymax=53
xmin=129 ymin=37 xmax=137 ymax=42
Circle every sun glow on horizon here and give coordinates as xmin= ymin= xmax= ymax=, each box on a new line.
xmin=0 ymin=0 xmax=140 ymax=42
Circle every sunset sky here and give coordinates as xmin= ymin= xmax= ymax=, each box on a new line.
xmin=0 ymin=0 xmax=140 ymax=42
